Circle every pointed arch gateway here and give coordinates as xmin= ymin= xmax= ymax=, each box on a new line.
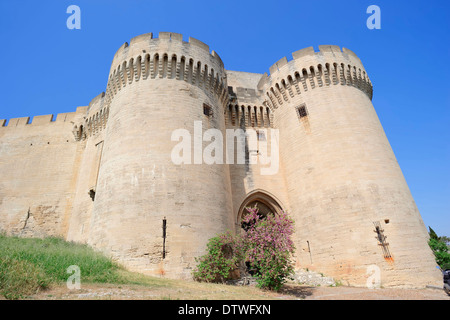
xmin=236 ymin=190 xmax=285 ymax=230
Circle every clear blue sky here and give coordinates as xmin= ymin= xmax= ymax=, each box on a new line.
xmin=0 ymin=0 xmax=448 ymax=236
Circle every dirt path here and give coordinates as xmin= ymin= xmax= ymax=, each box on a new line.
xmin=24 ymin=282 xmax=449 ymax=300
xmin=282 ymin=284 xmax=449 ymax=300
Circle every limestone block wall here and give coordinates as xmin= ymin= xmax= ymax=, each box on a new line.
xmin=261 ymin=45 xmax=441 ymax=288
xmin=0 ymin=108 xmax=86 ymax=238
xmin=66 ymin=93 xmax=109 ymax=243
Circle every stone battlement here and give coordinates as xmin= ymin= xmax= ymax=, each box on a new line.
xmin=105 ymin=32 xmax=228 ymax=107
xmin=0 ymin=106 xmax=86 ymax=129
xmin=258 ymin=46 xmax=373 ymax=110
xmin=111 ymin=32 xmax=224 ymax=73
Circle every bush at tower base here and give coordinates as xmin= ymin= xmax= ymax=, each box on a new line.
xmin=193 ymin=206 xmax=295 ymax=291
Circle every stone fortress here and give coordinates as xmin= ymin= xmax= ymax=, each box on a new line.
xmin=0 ymin=32 xmax=441 ymax=288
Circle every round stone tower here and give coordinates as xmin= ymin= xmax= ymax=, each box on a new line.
xmin=88 ymin=32 xmax=234 ymax=278
xmin=259 ymin=45 xmax=441 ymax=288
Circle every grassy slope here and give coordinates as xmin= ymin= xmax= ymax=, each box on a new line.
xmin=0 ymin=235 xmax=125 ymax=299
xmin=0 ymin=235 xmax=278 ymax=300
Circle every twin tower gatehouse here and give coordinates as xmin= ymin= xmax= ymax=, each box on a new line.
xmin=0 ymin=32 xmax=441 ymax=288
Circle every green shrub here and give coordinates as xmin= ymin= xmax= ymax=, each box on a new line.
xmin=192 ymin=232 xmax=239 ymax=283
xmin=193 ymin=207 xmax=296 ymax=291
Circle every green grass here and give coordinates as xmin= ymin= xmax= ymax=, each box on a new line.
xmin=0 ymin=234 xmax=126 ymax=299
xmin=0 ymin=234 xmax=304 ymax=301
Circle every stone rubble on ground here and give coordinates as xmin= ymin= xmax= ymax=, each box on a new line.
xmin=294 ymin=269 xmax=336 ymax=287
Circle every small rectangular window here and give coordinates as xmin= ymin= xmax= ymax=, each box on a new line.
xmin=297 ymin=105 xmax=308 ymax=119
xmin=203 ymin=103 xmax=212 ymax=117
xmin=297 ymin=104 xmax=311 ymax=134
xmin=256 ymin=130 xmax=266 ymax=141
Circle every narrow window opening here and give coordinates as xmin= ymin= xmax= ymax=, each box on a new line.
xmin=203 ymin=103 xmax=212 ymax=117
xmin=78 ymin=125 xmax=84 ymax=140
xmin=162 ymin=217 xmax=167 ymax=259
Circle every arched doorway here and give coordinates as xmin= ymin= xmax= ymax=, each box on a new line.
xmin=236 ymin=190 xmax=284 ymax=229
xmin=236 ymin=190 xmax=286 ymax=276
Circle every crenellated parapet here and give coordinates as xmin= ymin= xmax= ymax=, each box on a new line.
xmin=73 ymin=92 xmax=109 ymax=141
xmin=1 ymin=107 xmax=86 ymax=131
xmin=224 ymin=104 xmax=273 ymax=128
xmin=104 ymin=32 xmax=228 ymax=107
xmin=225 ymin=71 xmax=273 ymax=128
xmin=1 ymin=112 xmax=78 ymax=129
xmin=258 ymin=45 xmax=373 ymax=110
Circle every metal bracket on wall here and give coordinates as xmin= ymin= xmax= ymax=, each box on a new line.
xmin=373 ymin=221 xmax=394 ymax=263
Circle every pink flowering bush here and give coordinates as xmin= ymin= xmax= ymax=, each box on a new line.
xmin=193 ymin=206 xmax=295 ymax=291
xmin=241 ymin=206 xmax=295 ymax=291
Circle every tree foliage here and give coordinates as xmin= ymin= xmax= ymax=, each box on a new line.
xmin=428 ymin=227 xmax=450 ymax=270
